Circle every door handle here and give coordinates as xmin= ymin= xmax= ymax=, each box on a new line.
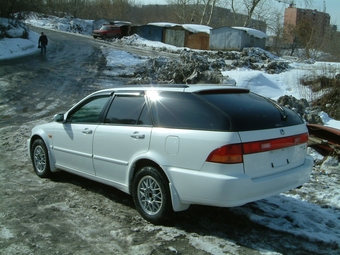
xmin=130 ymin=131 xmax=145 ymax=139
xmin=82 ymin=128 xmax=93 ymax=134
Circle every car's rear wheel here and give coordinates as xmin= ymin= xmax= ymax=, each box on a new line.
xmin=31 ymin=139 xmax=51 ymax=178
xmin=132 ymin=166 xmax=172 ymax=224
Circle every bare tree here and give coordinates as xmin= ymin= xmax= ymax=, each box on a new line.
xmin=225 ymin=0 xmax=314 ymax=27
xmin=166 ymin=0 xmax=196 ymax=23
xmin=205 ymin=0 xmax=218 ymax=25
xmin=242 ymin=0 xmax=262 ymax=27
xmin=322 ymin=27 xmax=340 ymax=61
xmin=0 ymin=0 xmax=45 ymax=18
xmin=268 ymin=10 xmax=287 ymax=56
xmin=200 ymin=0 xmax=218 ymax=24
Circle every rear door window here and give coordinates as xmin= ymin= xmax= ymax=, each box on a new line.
xmin=104 ymin=95 xmax=151 ymax=126
xmin=149 ymin=91 xmax=231 ymax=131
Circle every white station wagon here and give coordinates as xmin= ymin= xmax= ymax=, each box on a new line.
xmin=28 ymin=85 xmax=313 ymax=224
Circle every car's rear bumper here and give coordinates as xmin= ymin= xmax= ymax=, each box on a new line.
xmin=167 ymin=155 xmax=313 ymax=208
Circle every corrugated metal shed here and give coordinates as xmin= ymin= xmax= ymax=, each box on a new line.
xmin=164 ymin=26 xmax=186 ymax=47
xmin=136 ymin=22 xmax=211 ymax=50
xmin=163 ymin=24 xmax=211 ymax=50
xmin=131 ymin=25 xmax=164 ymax=42
xmin=186 ymin=32 xmax=210 ymax=50
xmin=210 ymin=26 xmax=267 ymax=51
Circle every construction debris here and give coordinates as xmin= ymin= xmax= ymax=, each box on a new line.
xmin=307 ymin=124 xmax=340 ymax=159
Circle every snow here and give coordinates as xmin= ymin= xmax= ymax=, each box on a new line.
xmin=232 ymin=26 xmax=268 ymax=39
xmin=1 ymin=14 xmax=340 ymax=253
xmin=147 ymin=22 xmax=179 ymax=27
xmin=0 ymin=36 xmax=38 ymax=59
xmin=182 ymin=24 xmax=212 ymax=34
xmin=148 ymin=22 xmax=212 ymax=34
xmin=319 ymin=111 xmax=340 ymax=128
xmin=235 ymin=193 xmax=340 ymax=245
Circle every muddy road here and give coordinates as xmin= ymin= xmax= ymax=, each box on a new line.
xmin=0 ymin=27 xmax=118 ymax=128
xmin=0 ymin=29 xmax=338 ymax=255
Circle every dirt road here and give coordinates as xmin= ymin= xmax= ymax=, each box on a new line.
xmin=0 ymin=27 xmax=115 ymax=128
xmin=0 ymin=29 xmax=338 ymax=255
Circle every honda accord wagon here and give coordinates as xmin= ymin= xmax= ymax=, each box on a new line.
xmin=27 ymin=84 xmax=313 ymax=224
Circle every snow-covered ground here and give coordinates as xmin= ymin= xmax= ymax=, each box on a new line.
xmin=1 ymin=14 xmax=339 ymax=254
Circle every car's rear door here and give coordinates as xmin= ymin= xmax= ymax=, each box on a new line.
xmin=93 ymin=92 xmax=152 ymax=186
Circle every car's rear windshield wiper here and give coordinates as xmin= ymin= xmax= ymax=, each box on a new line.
xmin=260 ymin=95 xmax=288 ymax=121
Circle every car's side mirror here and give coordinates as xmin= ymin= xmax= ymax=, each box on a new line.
xmin=53 ymin=113 xmax=65 ymax=122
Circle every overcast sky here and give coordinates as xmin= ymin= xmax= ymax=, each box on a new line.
xmin=139 ymin=0 xmax=340 ymax=30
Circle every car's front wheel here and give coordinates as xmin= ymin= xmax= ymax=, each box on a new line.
xmin=31 ymin=139 xmax=51 ymax=178
xmin=132 ymin=166 xmax=172 ymax=224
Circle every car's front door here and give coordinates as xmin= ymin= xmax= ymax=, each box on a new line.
xmin=52 ymin=95 xmax=111 ymax=175
xmin=93 ymin=93 xmax=152 ymax=185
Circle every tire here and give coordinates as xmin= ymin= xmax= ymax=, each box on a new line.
xmin=102 ymin=35 xmax=107 ymax=40
xmin=132 ymin=166 xmax=172 ymax=224
xmin=31 ymin=139 xmax=51 ymax=178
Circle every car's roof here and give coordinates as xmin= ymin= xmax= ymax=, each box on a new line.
xmin=92 ymin=84 xmax=249 ymax=96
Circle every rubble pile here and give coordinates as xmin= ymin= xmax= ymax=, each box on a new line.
xmin=128 ymin=46 xmax=292 ymax=84
xmin=229 ymin=47 xmax=290 ymax=73
xmin=130 ymin=51 xmax=224 ymax=84
xmin=277 ymin=95 xmax=324 ymax=125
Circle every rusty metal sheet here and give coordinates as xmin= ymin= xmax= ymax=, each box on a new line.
xmin=307 ymin=124 xmax=340 ymax=157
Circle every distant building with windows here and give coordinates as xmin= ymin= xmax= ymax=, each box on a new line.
xmin=284 ymin=6 xmax=330 ymax=37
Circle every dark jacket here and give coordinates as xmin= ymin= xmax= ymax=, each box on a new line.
xmin=39 ymin=35 xmax=48 ymax=46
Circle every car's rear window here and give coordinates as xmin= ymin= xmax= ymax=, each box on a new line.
xmin=199 ymin=92 xmax=304 ymax=131
xmin=149 ymin=91 xmax=231 ymax=131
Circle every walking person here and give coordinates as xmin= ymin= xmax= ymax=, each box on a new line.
xmin=38 ymin=32 xmax=48 ymax=54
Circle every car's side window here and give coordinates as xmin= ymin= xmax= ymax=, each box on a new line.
xmin=67 ymin=96 xmax=110 ymax=123
xmin=104 ymin=96 xmax=151 ymax=125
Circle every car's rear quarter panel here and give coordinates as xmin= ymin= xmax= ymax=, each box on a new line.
xmin=149 ymin=128 xmax=242 ymax=171
xmin=152 ymin=124 xmax=313 ymax=208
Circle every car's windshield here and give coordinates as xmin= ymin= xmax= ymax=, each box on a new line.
xmin=100 ymin=26 xmax=109 ymax=30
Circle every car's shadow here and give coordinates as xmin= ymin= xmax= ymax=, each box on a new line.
xmin=48 ymin=170 xmax=339 ymax=254
xmin=50 ymin=170 xmax=134 ymax=208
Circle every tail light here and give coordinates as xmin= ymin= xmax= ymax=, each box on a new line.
xmin=206 ymin=133 xmax=308 ymax=164
xmin=243 ymin=133 xmax=309 ymax=154
xmin=206 ymin=144 xmax=243 ymax=164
